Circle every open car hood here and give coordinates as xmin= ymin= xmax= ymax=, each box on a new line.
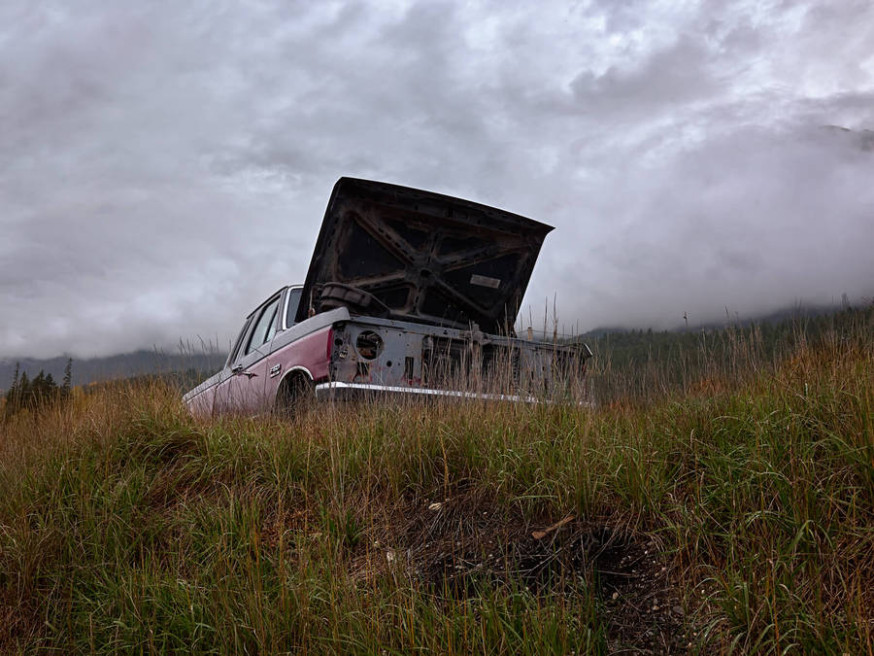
xmin=296 ymin=178 xmax=554 ymax=335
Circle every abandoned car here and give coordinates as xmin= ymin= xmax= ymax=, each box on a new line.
xmin=183 ymin=178 xmax=591 ymax=415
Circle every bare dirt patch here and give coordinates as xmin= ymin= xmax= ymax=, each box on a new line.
xmin=362 ymin=493 xmax=698 ymax=654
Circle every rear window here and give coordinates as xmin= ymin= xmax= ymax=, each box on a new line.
xmin=285 ymin=287 xmax=303 ymax=327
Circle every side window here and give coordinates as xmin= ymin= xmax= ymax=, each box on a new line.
xmin=285 ymin=287 xmax=303 ymax=328
xmin=245 ymin=297 xmax=280 ymax=355
xmin=227 ymin=316 xmax=253 ymax=367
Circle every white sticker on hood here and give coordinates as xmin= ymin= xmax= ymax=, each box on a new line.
xmin=470 ymin=274 xmax=501 ymax=289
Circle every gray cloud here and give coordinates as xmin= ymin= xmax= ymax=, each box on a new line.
xmin=570 ymin=35 xmax=721 ymax=118
xmin=1 ymin=0 xmax=873 ymax=358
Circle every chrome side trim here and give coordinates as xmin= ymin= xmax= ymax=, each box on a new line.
xmin=314 ymin=381 xmax=537 ymax=404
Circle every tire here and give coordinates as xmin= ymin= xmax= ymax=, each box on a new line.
xmin=275 ymin=373 xmax=314 ymax=419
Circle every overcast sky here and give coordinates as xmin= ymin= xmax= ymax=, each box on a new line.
xmin=1 ymin=0 xmax=872 ymax=359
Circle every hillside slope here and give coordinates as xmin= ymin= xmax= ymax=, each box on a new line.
xmin=1 ymin=310 xmax=872 ymax=654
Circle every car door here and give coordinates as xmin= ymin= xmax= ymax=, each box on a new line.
xmin=223 ymin=293 xmax=283 ymax=413
xmin=211 ymin=314 xmax=254 ymax=414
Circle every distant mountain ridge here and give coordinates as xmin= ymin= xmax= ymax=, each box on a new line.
xmin=0 ymin=349 xmax=227 ymax=393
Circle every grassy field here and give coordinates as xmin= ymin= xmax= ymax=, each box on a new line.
xmin=1 ymin=309 xmax=872 ymax=654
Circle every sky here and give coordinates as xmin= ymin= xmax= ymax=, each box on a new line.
xmin=1 ymin=0 xmax=873 ymax=359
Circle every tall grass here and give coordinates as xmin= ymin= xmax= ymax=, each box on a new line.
xmin=1 ymin=309 xmax=872 ymax=654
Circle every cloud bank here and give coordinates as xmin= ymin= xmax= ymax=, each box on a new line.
xmin=1 ymin=0 xmax=872 ymax=358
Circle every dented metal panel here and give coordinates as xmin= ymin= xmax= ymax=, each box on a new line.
xmin=326 ymin=314 xmax=591 ymax=402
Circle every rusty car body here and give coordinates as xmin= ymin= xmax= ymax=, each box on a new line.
xmin=183 ymin=178 xmax=591 ymax=415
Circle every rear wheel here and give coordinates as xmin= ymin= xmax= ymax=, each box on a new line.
xmin=275 ymin=372 xmax=314 ymax=419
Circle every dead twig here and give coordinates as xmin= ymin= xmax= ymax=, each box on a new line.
xmin=531 ymin=515 xmax=574 ymax=540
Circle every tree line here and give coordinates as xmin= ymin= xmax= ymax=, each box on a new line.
xmin=3 ymin=358 xmax=73 ymax=416
xmin=585 ymin=304 xmax=873 ymax=404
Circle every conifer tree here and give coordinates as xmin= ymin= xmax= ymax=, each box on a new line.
xmin=4 ymin=362 xmax=21 ymax=414
xmin=32 ymin=371 xmax=46 ymax=406
xmin=62 ymin=358 xmax=73 ymax=399
xmin=45 ymin=373 xmax=56 ymax=402
xmin=18 ymin=371 xmax=30 ymax=409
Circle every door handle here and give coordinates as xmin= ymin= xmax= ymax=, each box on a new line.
xmin=231 ymin=365 xmax=258 ymax=379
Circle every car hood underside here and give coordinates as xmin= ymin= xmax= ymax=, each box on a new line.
xmin=295 ymin=178 xmax=554 ymax=335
